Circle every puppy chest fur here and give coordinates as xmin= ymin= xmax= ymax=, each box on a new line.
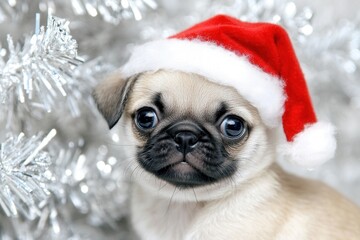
xmin=93 ymin=70 xmax=360 ymax=240
xmin=131 ymin=165 xmax=360 ymax=240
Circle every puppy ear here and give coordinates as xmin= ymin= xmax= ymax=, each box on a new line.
xmin=93 ymin=72 xmax=139 ymax=128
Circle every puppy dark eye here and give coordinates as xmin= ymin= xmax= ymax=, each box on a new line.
xmin=220 ymin=115 xmax=247 ymax=139
xmin=135 ymin=107 xmax=158 ymax=130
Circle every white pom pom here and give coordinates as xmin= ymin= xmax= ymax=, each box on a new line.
xmin=280 ymin=122 xmax=337 ymax=168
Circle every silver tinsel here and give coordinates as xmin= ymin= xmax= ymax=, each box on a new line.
xmin=1 ymin=13 xmax=129 ymax=239
xmin=0 ymin=131 xmax=55 ymax=219
xmin=0 ymin=0 xmax=359 ymax=239
xmin=0 ymin=14 xmax=85 ymax=135
xmin=65 ymin=0 xmax=158 ymax=23
xmin=0 ymin=0 xmax=29 ymax=23
xmin=0 ymin=0 xmax=158 ymax=24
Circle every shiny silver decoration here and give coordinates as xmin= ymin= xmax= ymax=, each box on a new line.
xmin=0 ymin=14 xmax=85 ymax=135
xmin=0 ymin=0 xmax=157 ymax=24
xmin=291 ymin=19 xmax=360 ymax=202
xmin=0 ymin=0 xmax=29 ymax=23
xmin=0 ymin=130 xmax=55 ymax=219
xmin=0 ymin=13 xmax=129 ymax=239
xmin=68 ymin=0 xmax=158 ymax=23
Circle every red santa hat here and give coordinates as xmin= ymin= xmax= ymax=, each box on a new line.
xmin=121 ymin=15 xmax=336 ymax=168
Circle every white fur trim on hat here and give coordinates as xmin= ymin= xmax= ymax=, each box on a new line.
xmin=121 ymin=39 xmax=286 ymax=128
xmin=280 ymin=122 xmax=337 ymax=168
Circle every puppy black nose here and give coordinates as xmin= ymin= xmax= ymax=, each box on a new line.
xmin=174 ymin=131 xmax=198 ymax=154
xmin=167 ymin=122 xmax=204 ymax=155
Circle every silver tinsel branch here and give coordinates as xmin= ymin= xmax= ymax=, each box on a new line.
xmin=0 ymin=14 xmax=129 ymax=239
xmin=0 ymin=130 xmax=55 ymax=219
xmin=0 ymin=0 xmax=29 ymax=23
xmin=0 ymin=14 xmax=85 ymax=135
xmin=0 ymin=0 xmax=158 ymax=24
xmin=66 ymin=0 xmax=158 ymax=23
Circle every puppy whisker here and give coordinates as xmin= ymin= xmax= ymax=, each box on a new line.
xmin=159 ymin=181 xmax=168 ymax=191
xmin=129 ymin=165 xmax=141 ymax=181
xmin=165 ymin=187 xmax=178 ymax=216
xmin=192 ymin=187 xmax=199 ymax=203
xmin=120 ymin=156 xmax=138 ymax=169
xmin=120 ymin=158 xmax=143 ymax=180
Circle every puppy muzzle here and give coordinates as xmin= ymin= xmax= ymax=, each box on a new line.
xmin=137 ymin=120 xmax=236 ymax=188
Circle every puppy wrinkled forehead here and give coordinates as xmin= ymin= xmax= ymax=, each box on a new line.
xmin=127 ymin=70 xmax=260 ymax=124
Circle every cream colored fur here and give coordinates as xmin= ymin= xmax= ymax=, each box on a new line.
xmin=131 ymin=165 xmax=360 ymax=240
xmin=95 ymin=70 xmax=360 ymax=240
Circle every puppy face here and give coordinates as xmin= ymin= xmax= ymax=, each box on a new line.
xmin=94 ymin=70 xmax=275 ymax=201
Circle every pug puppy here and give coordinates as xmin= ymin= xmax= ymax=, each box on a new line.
xmin=93 ymin=70 xmax=360 ymax=240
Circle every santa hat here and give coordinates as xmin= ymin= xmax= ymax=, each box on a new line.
xmin=121 ymin=15 xmax=336 ymax=168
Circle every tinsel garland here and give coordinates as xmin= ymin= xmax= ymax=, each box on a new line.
xmin=0 ymin=0 xmax=359 ymax=239
xmin=1 ymin=13 xmax=128 ymax=239
xmin=0 ymin=0 xmax=158 ymax=24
